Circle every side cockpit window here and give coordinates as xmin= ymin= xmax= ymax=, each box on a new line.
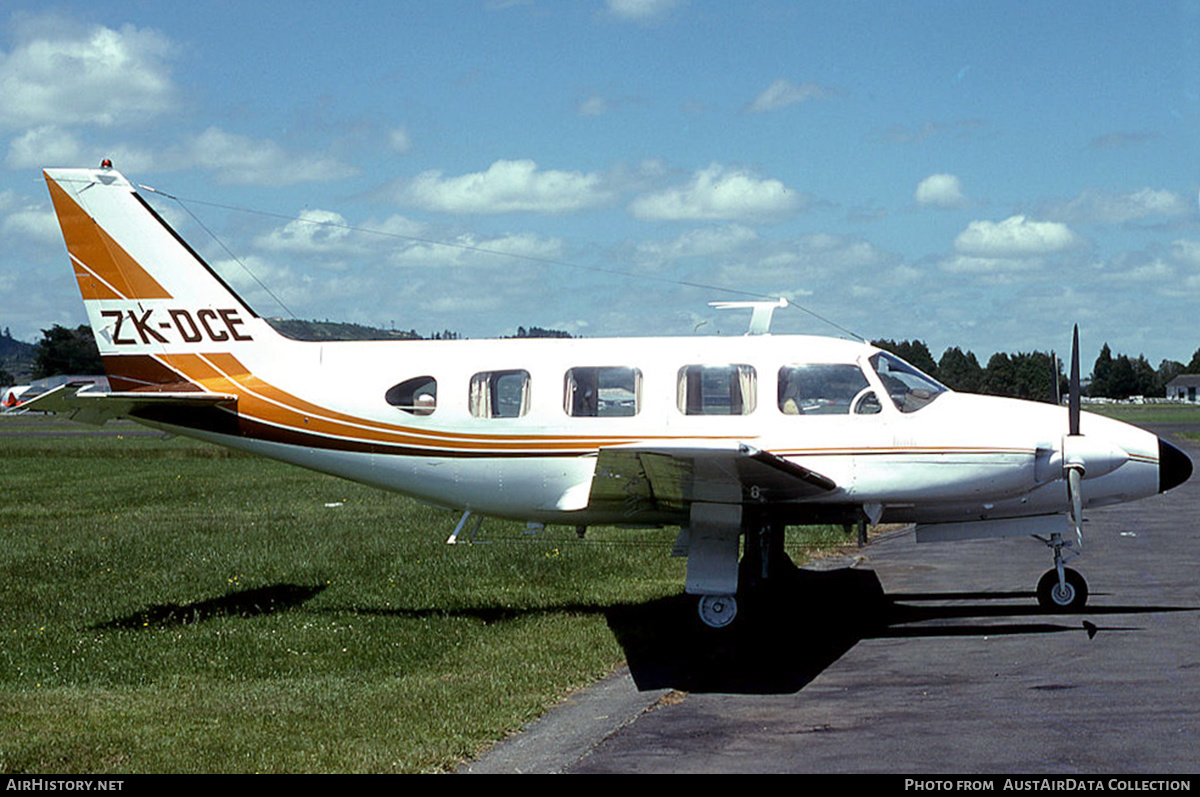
xmin=869 ymin=352 xmax=946 ymax=413
xmin=565 ymin=367 xmax=641 ymax=417
xmin=470 ymin=369 xmax=531 ymax=418
xmin=677 ymin=364 xmax=756 ymax=415
xmin=386 ymin=376 xmax=437 ymax=416
xmin=778 ymin=364 xmax=876 ymax=415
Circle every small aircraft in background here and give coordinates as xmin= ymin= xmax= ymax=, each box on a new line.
xmin=2 ymin=384 xmax=32 ymax=409
xmin=25 ymin=165 xmax=1192 ymax=628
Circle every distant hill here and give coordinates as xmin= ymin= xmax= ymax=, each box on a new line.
xmin=265 ymin=318 xmax=425 ymax=342
xmin=265 ymin=318 xmax=572 ymax=341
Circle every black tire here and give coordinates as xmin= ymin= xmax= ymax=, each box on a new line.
xmin=696 ymin=594 xmax=738 ymax=629
xmin=1036 ymin=567 xmax=1088 ymax=612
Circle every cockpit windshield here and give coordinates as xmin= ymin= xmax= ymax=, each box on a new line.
xmin=868 ymin=352 xmax=947 ymax=413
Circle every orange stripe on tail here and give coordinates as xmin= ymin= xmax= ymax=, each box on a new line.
xmin=46 ymin=175 xmax=173 ymax=302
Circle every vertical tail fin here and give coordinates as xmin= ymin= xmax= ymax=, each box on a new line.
xmin=44 ymin=167 xmax=281 ymax=391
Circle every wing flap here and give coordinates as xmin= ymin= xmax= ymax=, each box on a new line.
xmin=585 ymin=443 xmax=836 ymax=519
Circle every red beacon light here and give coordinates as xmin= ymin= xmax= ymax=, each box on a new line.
xmin=100 ymin=159 xmax=113 ymax=169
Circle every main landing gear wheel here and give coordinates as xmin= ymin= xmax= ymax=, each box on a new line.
xmin=1036 ymin=567 xmax=1088 ymax=612
xmin=697 ymin=594 xmax=738 ymax=629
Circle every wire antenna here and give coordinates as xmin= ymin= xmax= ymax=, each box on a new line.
xmin=139 ymin=184 xmax=298 ymax=319
xmin=141 ymin=185 xmax=864 ymax=339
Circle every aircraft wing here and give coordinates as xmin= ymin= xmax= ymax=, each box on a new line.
xmin=13 ymin=382 xmax=236 ymax=426
xmin=581 ymin=443 xmax=836 ymax=519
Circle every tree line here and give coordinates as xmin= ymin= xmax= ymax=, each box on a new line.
xmin=874 ymin=339 xmax=1197 ymax=402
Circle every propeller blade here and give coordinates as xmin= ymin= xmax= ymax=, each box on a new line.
xmin=1068 ymin=466 xmax=1083 ymax=549
xmin=1069 ymin=325 xmax=1081 ymax=436
xmin=1067 ymin=326 xmax=1083 ymax=548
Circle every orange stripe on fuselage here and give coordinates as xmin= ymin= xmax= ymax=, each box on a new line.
xmin=46 ymin=175 xmax=172 ymax=302
xmin=155 ymin=352 xmax=656 ymax=454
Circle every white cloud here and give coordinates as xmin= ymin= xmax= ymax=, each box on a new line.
xmin=603 ymin=0 xmax=681 ymax=22
xmin=5 ymin=126 xmax=83 ymax=169
xmin=1170 ymin=238 xmax=1200 ymax=267
xmin=915 ymin=173 xmax=967 ymax=209
xmin=397 ymin=159 xmax=612 ymax=214
xmin=388 ymin=127 xmax=412 ymax=154
xmin=1087 ymin=132 xmax=1154 ymax=150
xmin=255 ymin=210 xmax=429 ymax=266
xmin=168 ymin=127 xmax=357 ymax=186
xmin=212 ymin=254 xmax=294 ymax=294
xmin=1164 ymin=239 xmax=1200 ymax=295
xmin=208 ymin=254 xmax=313 ymax=314
xmin=953 ymin=215 xmax=1078 ymax=257
xmin=746 ymin=78 xmax=831 ymax=113
xmin=5 ymin=126 xmax=159 ymax=172
xmin=254 ymin=210 xmax=358 ymax=255
xmin=939 ymin=254 xmax=1044 ymax=275
xmin=8 ymin=124 xmax=353 ymax=183
xmin=388 ymin=231 xmax=564 ymax=268
xmin=634 ymin=224 xmax=760 ymax=266
xmin=0 ymin=16 xmax=178 ymax=129
xmin=629 ymin=164 xmax=801 ymax=222
xmin=1101 ymin=258 xmax=1174 ymax=283
xmin=709 ymin=232 xmax=889 ymax=300
xmin=578 ymin=96 xmax=609 ymax=117
xmin=368 ymin=214 xmax=430 ymax=240
xmin=1050 ymin=187 xmax=1190 ymax=225
xmin=1 ymin=204 xmax=59 ymax=244
xmin=879 ymin=119 xmax=984 ymax=144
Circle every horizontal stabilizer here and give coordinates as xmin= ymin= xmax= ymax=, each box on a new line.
xmin=16 ymin=382 xmax=236 ymax=426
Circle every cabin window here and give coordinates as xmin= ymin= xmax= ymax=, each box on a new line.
xmin=868 ymin=352 xmax=946 ymax=413
xmin=469 ymin=369 xmax=531 ymax=418
xmin=677 ymin=365 xmax=756 ymax=415
xmin=564 ymin=367 xmax=641 ymax=417
xmin=778 ymin=364 xmax=875 ymax=415
xmin=385 ymin=376 xmax=437 ymax=416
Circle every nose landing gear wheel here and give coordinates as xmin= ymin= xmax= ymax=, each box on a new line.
xmin=1037 ymin=567 xmax=1088 ymax=612
xmin=697 ymin=594 xmax=738 ymax=629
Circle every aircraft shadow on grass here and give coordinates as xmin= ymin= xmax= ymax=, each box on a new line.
xmin=88 ymin=568 xmax=1195 ymax=697
xmin=602 ymin=566 xmax=1199 ymax=695
xmin=94 ymin=583 xmax=327 ymax=629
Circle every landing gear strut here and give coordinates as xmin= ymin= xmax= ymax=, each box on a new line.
xmin=1036 ymin=532 xmax=1088 ymax=611
xmin=693 ymin=514 xmax=791 ymax=629
xmin=740 ymin=516 xmax=790 ymax=591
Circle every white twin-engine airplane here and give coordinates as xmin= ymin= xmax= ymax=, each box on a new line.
xmin=28 ymin=165 xmax=1193 ymax=628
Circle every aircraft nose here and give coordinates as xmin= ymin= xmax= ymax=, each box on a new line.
xmin=1159 ymin=438 xmax=1192 ymax=493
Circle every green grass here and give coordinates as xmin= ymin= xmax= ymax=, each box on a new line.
xmin=1084 ymin=402 xmax=1200 ymax=424
xmin=0 ymin=415 xmax=851 ymax=773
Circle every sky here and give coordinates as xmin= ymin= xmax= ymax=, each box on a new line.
xmin=2 ymin=0 xmax=1199 ymax=371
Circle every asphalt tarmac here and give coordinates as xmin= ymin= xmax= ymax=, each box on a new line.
xmin=462 ymin=425 xmax=1200 ymax=774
